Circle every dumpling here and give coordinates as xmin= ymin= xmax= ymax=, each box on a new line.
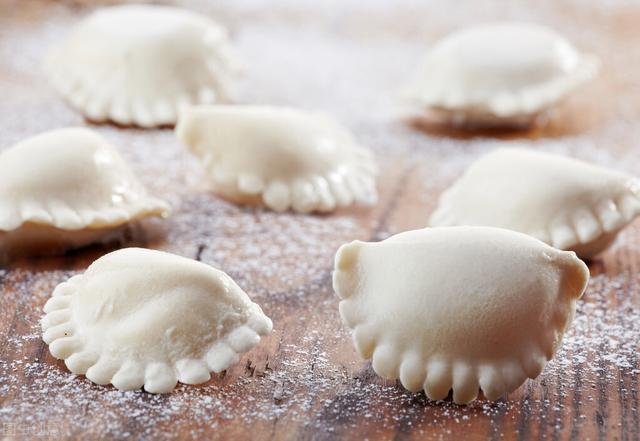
xmin=0 ymin=128 xmax=170 ymax=257
xmin=430 ymin=148 xmax=640 ymax=259
xmin=406 ymin=22 xmax=599 ymax=127
xmin=176 ymin=105 xmax=378 ymax=213
xmin=334 ymin=226 xmax=589 ymax=404
xmin=41 ymin=247 xmax=273 ymax=393
xmin=46 ymin=5 xmax=240 ymax=128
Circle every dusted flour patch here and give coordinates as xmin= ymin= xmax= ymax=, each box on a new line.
xmin=0 ymin=128 xmax=170 ymax=257
xmin=430 ymin=148 xmax=640 ymax=259
xmin=41 ymin=248 xmax=273 ymax=393
xmin=406 ymin=22 xmax=599 ymax=127
xmin=45 ymin=5 xmax=240 ymax=128
xmin=176 ymin=105 xmax=378 ymax=213
xmin=334 ymin=226 xmax=589 ymax=404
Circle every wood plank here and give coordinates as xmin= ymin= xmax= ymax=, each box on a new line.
xmin=1 ymin=1 xmax=639 ymax=440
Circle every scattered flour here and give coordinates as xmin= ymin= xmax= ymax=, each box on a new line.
xmin=0 ymin=0 xmax=639 ymax=439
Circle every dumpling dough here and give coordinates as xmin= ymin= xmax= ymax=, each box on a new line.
xmin=41 ymin=247 xmax=273 ymax=393
xmin=407 ymin=22 xmax=599 ymax=127
xmin=430 ymin=148 xmax=640 ymax=259
xmin=0 ymin=128 xmax=169 ymax=256
xmin=176 ymin=105 xmax=378 ymax=213
xmin=334 ymin=226 xmax=589 ymax=404
xmin=46 ymin=5 xmax=240 ymax=127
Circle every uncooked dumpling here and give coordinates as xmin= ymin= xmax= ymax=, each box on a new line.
xmin=0 ymin=128 xmax=169 ymax=257
xmin=407 ymin=22 xmax=599 ymax=127
xmin=41 ymin=247 xmax=273 ymax=393
xmin=334 ymin=226 xmax=589 ymax=404
xmin=176 ymin=105 xmax=378 ymax=213
xmin=430 ymin=148 xmax=640 ymax=259
xmin=46 ymin=5 xmax=240 ymax=127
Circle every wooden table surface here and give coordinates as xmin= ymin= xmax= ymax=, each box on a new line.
xmin=1 ymin=1 xmax=640 ymax=440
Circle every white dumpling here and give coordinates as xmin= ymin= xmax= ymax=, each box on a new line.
xmin=407 ymin=22 xmax=599 ymax=127
xmin=46 ymin=5 xmax=240 ymax=128
xmin=0 ymin=128 xmax=170 ymax=257
xmin=334 ymin=226 xmax=589 ymax=404
xmin=41 ymin=247 xmax=273 ymax=393
xmin=176 ymin=105 xmax=378 ymax=213
xmin=430 ymin=148 xmax=640 ymax=259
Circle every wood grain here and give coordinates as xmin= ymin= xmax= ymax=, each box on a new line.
xmin=1 ymin=1 xmax=639 ymax=440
